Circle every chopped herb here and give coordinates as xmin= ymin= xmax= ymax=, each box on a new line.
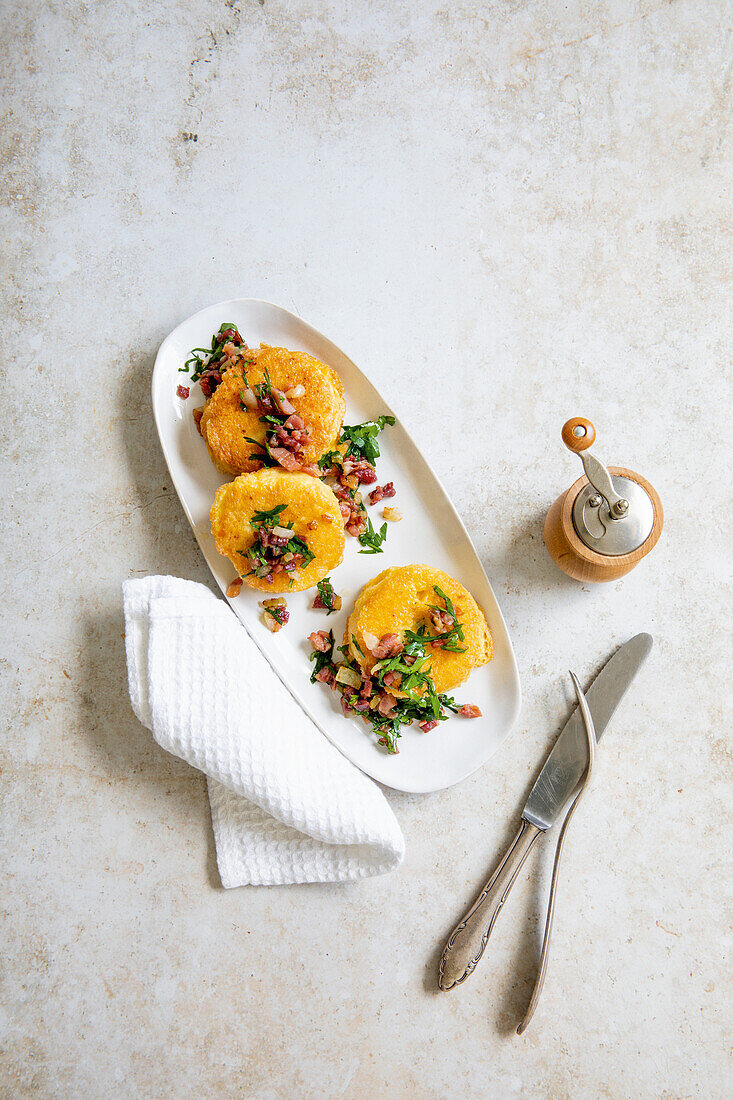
xmin=357 ymin=516 xmax=388 ymax=554
xmin=315 ymin=578 xmax=339 ymax=614
xmin=264 ymin=604 xmax=288 ymax=627
xmin=182 ymin=323 xmax=245 ymax=381
xmin=426 ymin=585 xmax=467 ymax=653
xmin=339 ymin=416 xmax=395 ymax=465
xmin=309 ymin=630 xmax=335 ymax=682
xmin=250 ymin=504 xmax=288 ymax=528
xmin=244 ymin=433 xmax=278 ymax=467
xmin=318 ymin=448 xmax=341 ymax=472
xmin=351 ymin=633 xmax=365 ymax=657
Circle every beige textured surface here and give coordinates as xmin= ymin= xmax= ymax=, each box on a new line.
xmin=1 ymin=2 xmax=731 ymax=1097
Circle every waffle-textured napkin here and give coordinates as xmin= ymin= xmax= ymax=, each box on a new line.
xmin=123 ymin=576 xmax=405 ymax=886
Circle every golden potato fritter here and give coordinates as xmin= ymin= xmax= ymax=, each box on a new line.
xmin=346 ymin=565 xmax=493 ymax=694
xmin=210 ymin=469 xmax=345 ymax=593
xmin=200 ymin=344 xmax=345 ymax=475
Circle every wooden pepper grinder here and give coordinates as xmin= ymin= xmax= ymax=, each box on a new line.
xmin=544 ymin=416 xmax=663 ymax=583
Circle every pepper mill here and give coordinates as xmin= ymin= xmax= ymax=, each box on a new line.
xmin=544 ymin=416 xmax=663 ymax=583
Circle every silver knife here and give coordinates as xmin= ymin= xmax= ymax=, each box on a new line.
xmin=438 ymin=632 xmax=653 ymax=991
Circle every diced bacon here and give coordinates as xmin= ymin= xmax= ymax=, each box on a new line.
xmin=270 ymin=447 xmax=302 ymax=471
xmin=377 ymin=693 xmax=397 ymax=717
xmin=419 ymin=719 xmax=439 ymax=732
xmin=315 ymin=667 xmax=335 ymax=685
xmin=429 ymin=608 xmax=455 ymax=632
xmin=342 ymin=457 xmax=378 ymax=484
xmin=338 ymin=501 xmax=352 ymax=522
xmin=372 ymin=633 xmax=404 ymax=659
xmin=284 ymin=414 xmax=306 ymax=432
xmin=458 ymin=704 xmax=482 ymax=719
xmin=176 ymin=384 xmax=190 ymax=399
xmin=309 ymin=631 xmax=332 ymax=653
xmin=368 ymin=481 xmax=396 ymax=504
xmin=382 ymin=670 xmax=402 ymax=689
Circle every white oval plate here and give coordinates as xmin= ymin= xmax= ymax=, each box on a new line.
xmin=152 ymin=299 xmax=520 ymax=793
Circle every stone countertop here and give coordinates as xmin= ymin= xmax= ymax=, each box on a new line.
xmin=2 ymin=2 xmax=730 ymax=1097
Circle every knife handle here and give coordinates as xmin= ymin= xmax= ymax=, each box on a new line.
xmin=438 ymin=819 xmax=543 ymax=990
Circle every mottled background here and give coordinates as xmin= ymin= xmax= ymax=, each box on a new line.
xmin=1 ymin=1 xmax=731 ymax=1097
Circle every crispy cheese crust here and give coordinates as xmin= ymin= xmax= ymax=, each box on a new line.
xmin=346 ymin=565 xmax=493 ymax=694
xmin=210 ymin=469 xmax=345 ymax=593
xmin=199 ymin=344 xmax=345 ymax=475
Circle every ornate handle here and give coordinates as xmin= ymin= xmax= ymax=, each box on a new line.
xmin=438 ymin=819 xmax=543 ymax=990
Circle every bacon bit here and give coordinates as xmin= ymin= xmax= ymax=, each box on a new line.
xmin=176 ymin=384 xmax=190 ymax=399
xmin=368 ymin=481 xmax=396 ymax=505
xmin=313 ymin=592 xmax=342 ymax=612
xmin=270 ymin=447 xmax=302 ymax=471
xmin=419 ymin=719 xmax=440 ymax=732
xmin=226 ymin=578 xmax=243 ymax=598
xmin=309 ymin=630 xmax=332 ymax=653
xmin=315 ymin=667 xmax=335 ymax=686
xmin=371 ymin=633 xmax=404 ymax=659
xmin=382 ymin=670 xmax=402 ymax=689
xmin=338 ymin=501 xmax=352 ymax=522
xmin=192 ymin=407 xmax=204 ymax=433
xmin=341 ymin=457 xmax=378 ymax=484
xmin=307 ymin=520 xmax=318 ymax=531
xmin=458 ymin=704 xmax=482 ymax=719
xmin=429 ymin=608 xmax=455 ymax=633
xmin=383 ymin=506 xmax=402 ymax=522
xmin=377 ymin=693 xmax=397 ymax=717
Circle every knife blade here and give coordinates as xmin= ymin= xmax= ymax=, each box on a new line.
xmin=522 ymin=631 xmax=653 ymax=830
xmin=438 ymin=633 xmax=653 ymax=991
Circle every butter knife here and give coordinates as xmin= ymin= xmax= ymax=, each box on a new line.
xmin=438 ymin=632 xmax=653 ymax=991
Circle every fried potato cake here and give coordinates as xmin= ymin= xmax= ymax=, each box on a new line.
xmin=346 ymin=565 xmax=493 ymax=694
xmin=200 ymin=344 xmax=345 ymax=475
xmin=210 ymin=469 xmax=344 ymax=593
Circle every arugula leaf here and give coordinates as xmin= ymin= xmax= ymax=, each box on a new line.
xmin=338 ymin=415 xmax=395 ymax=465
xmin=357 ymin=517 xmax=388 ymax=554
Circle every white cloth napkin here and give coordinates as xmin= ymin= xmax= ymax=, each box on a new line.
xmin=122 ymin=576 xmax=405 ymax=886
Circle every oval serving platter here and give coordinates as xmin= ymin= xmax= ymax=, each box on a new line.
xmin=152 ymin=299 xmax=520 ymax=793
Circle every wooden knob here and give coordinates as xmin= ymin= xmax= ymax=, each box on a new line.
xmin=562 ymin=417 xmax=596 ymax=453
